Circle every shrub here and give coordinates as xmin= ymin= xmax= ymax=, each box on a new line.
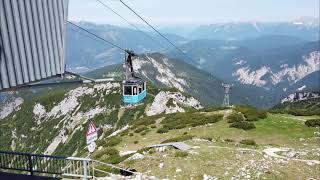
xmin=142 ymin=129 xmax=150 ymax=135
xmin=150 ymin=125 xmax=157 ymax=129
xmin=166 ymin=99 xmax=175 ymax=107
xmin=229 ymin=121 xmax=256 ymax=130
xmin=148 ymin=148 xmax=156 ymax=154
xmin=269 ymin=109 xmax=320 ymax=116
xmin=123 ymin=160 xmax=135 ymax=166
xmin=268 ymin=109 xmax=282 ymax=114
xmin=202 ymin=106 xmax=230 ymax=112
xmin=129 ymin=133 xmax=134 ymax=136
xmin=190 ymin=115 xmax=222 ymax=127
xmin=245 ymin=111 xmax=267 ymax=121
xmin=96 ymin=139 xmax=105 ymax=147
xmin=175 ymin=151 xmax=188 ymax=157
xmin=134 ymin=126 xmax=148 ymax=133
xmin=134 ymin=140 xmax=139 ymax=144
xmin=176 ymin=124 xmax=187 ymax=129
xmin=132 ymin=117 xmax=156 ymax=128
xmin=235 ymin=106 xmax=267 ymax=121
xmin=199 ymin=136 xmax=212 ymax=141
xmin=157 ymin=127 xmax=169 ymax=134
xmin=161 ymin=113 xmax=223 ymax=130
xmin=305 ymin=119 xmax=320 ymax=127
xmin=289 ymin=109 xmax=320 ymax=116
xmin=92 ymin=147 xmax=119 ymax=159
xmin=161 ymin=135 xmax=193 ymax=143
xmin=183 ymin=132 xmax=188 ymax=135
xmin=164 ymin=124 xmax=186 ymax=129
xmin=103 ymin=154 xmax=132 ymax=164
xmin=240 ymin=139 xmax=256 ymax=146
xmin=119 ymin=129 xmax=129 ymax=137
xmin=227 ymin=113 xmax=244 ymax=123
xmin=105 ymin=137 xmax=121 ymax=147
xmin=224 ymin=139 xmax=235 ymax=142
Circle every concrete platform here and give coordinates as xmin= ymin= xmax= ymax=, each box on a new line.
xmin=0 ymin=172 xmax=60 ymax=180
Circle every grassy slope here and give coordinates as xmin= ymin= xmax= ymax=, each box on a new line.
xmin=93 ymin=109 xmax=320 ymax=179
xmin=116 ymin=112 xmax=319 ymax=151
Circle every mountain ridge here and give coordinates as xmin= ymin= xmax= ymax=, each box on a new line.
xmin=86 ymin=52 xmax=277 ymax=108
xmin=167 ymin=39 xmax=320 ymax=93
xmin=189 ymin=20 xmax=319 ymax=40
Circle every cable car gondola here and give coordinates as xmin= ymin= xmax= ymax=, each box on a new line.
xmin=122 ymin=50 xmax=147 ymax=104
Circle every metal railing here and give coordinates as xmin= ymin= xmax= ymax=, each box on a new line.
xmin=0 ymin=150 xmax=152 ymax=179
xmin=0 ymin=150 xmax=65 ymax=176
xmin=63 ymin=157 xmax=94 ymax=179
xmin=0 ymin=151 xmax=95 ymax=179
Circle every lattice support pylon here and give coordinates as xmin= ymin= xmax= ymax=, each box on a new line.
xmin=222 ymin=83 xmax=233 ymax=107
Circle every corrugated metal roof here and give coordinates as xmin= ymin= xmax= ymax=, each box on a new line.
xmin=0 ymin=0 xmax=69 ymax=91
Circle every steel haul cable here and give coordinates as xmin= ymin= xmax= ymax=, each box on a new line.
xmin=67 ymin=21 xmax=126 ymax=52
xmin=118 ymin=0 xmax=194 ymax=61
xmin=95 ymin=0 xmax=167 ymax=50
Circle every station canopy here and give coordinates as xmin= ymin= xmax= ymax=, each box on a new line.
xmin=0 ymin=0 xmax=69 ymax=91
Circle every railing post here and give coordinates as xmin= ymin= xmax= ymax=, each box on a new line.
xmin=28 ymin=155 xmax=33 ymax=176
xmin=92 ymin=160 xmax=95 ymax=179
xmin=83 ymin=160 xmax=88 ymax=180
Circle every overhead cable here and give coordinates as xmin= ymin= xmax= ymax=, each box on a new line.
xmin=96 ymin=0 xmax=166 ymax=49
xmin=67 ymin=21 xmax=126 ymax=52
xmin=119 ymin=0 xmax=192 ymax=60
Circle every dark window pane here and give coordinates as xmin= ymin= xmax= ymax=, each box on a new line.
xmin=124 ymin=86 xmax=132 ymax=95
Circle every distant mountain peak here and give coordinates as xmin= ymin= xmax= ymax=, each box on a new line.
xmin=233 ymin=51 xmax=320 ymax=88
xmin=281 ymin=91 xmax=320 ymax=103
xmin=291 ymin=17 xmax=319 ymax=27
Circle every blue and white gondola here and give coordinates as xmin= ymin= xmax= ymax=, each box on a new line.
xmin=122 ymin=50 xmax=147 ymax=104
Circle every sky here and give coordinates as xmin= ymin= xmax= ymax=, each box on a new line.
xmin=68 ymin=0 xmax=319 ymax=26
